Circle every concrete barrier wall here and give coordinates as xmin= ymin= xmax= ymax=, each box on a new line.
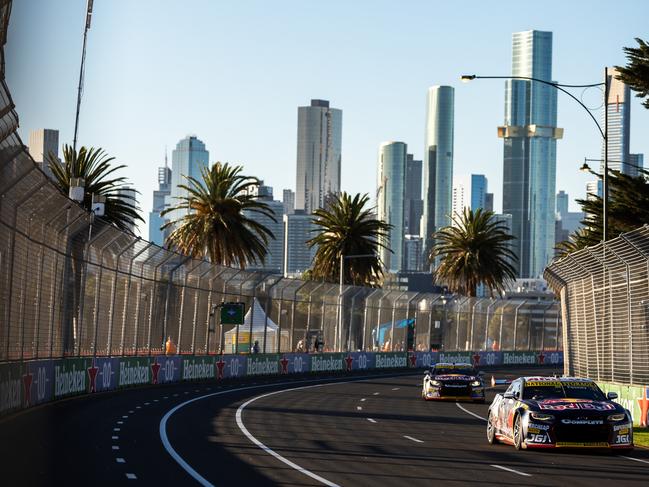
xmin=0 ymin=350 xmax=563 ymax=417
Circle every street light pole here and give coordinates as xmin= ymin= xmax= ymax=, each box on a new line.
xmin=461 ymin=72 xmax=610 ymax=240
xmin=73 ymin=0 xmax=94 ymax=154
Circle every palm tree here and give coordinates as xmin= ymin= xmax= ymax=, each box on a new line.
xmin=161 ymin=162 xmax=275 ymax=268
xmin=307 ymin=192 xmax=391 ymax=287
xmin=47 ymin=145 xmax=142 ymax=231
xmin=431 ymin=208 xmax=517 ymax=297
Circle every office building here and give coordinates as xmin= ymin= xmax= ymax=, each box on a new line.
xmin=470 ymin=174 xmax=489 ymax=211
xmin=244 ymin=186 xmax=284 ymax=274
xmin=499 ymin=30 xmax=563 ymax=278
xmin=586 ymin=180 xmax=602 ymax=201
xmin=377 ymin=141 xmax=407 ymax=272
xmin=485 ymin=193 xmax=494 ymax=212
xmin=601 ymin=68 xmax=633 ymax=175
xmin=117 ymin=186 xmax=138 ymax=234
xmin=422 ymin=85 xmax=454 ymax=261
xmin=295 ymin=99 xmax=342 ymax=214
xmin=283 ymin=210 xmax=317 ymax=276
xmin=404 ymin=154 xmax=423 ymax=235
xmin=555 ymin=190 xmax=584 ymax=245
xmin=282 ymin=189 xmax=295 ymax=215
xmin=164 ymin=135 xmax=210 ymax=226
xmin=149 ymin=154 xmax=172 ymax=246
xmin=451 ymin=175 xmax=470 ymax=223
xmin=403 ymin=235 xmax=423 ymax=271
xmin=556 ymin=190 xmax=569 ymax=217
xmin=630 ymin=153 xmax=644 ymax=174
xmin=28 ymin=128 xmax=59 ymax=179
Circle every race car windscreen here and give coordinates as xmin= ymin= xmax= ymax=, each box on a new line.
xmin=433 ymin=367 xmax=476 ymax=376
xmin=522 ymin=380 xmax=607 ymax=401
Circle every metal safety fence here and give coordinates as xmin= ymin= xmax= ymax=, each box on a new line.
xmin=0 ymin=0 xmax=561 ymax=363
xmin=545 ymin=225 xmax=649 ymax=386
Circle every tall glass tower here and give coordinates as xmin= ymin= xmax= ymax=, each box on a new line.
xmin=377 ymin=141 xmax=407 ymax=272
xmin=422 ymin=86 xmax=454 ymax=262
xmin=295 ymin=99 xmax=342 ymax=214
xmin=165 ymin=135 xmax=209 ymax=226
xmin=499 ymin=30 xmax=563 ymax=278
xmin=601 ymin=68 xmax=632 ymax=175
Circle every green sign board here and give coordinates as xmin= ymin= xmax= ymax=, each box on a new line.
xmin=221 ymin=302 xmax=245 ymax=324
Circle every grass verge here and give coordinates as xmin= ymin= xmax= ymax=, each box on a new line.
xmin=635 ymin=427 xmax=649 ymax=448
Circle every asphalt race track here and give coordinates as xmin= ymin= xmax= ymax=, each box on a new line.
xmin=1 ymin=367 xmax=649 ymax=486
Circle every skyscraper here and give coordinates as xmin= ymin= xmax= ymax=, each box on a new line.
xmin=422 ymin=86 xmax=454 ymax=261
xmin=470 ymin=174 xmax=488 ymax=211
xmin=404 ymin=154 xmax=423 ymax=235
xmin=499 ymin=30 xmax=563 ymax=278
xmin=295 ymin=99 xmax=342 ymax=214
xmin=283 ymin=210 xmax=317 ymax=276
xmin=282 ymin=189 xmax=295 ymax=215
xmin=377 ymin=141 xmax=407 ymax=272
xmin=117 ymin=186 xmax=138 ymax=234
xmin=28 ymin=128 xmax=59 ymax=179
xmin=164 ymin=135 xmax=209 ymax=226
xmin=243 ymin=184 xmax=284 ymax=274
xmin=630 ymin=153 xmax=644 ymax=175
xmin=556 ymin=190 xmax=569 ymax=217
xmin=149 ymin=153 xmax=172 ymax=246
xmin=601 ymin=68 xmax=633 ymax=175
xmin=451 ymin=175 xmax=470 ymax=223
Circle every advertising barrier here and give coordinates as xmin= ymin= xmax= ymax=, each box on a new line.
xmin=0 ymin=350 xmax=563 ymax=418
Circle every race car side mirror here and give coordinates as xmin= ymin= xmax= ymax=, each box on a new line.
xmin=607 ymin=392 xmax=618 ymax=400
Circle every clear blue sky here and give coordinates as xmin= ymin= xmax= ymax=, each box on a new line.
xmin=6 ymin=0 xmax=649 ymax=236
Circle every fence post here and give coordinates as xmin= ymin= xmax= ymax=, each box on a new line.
xmin=176 ymin=260 xmax=201 ymax=354
xmin=119 ymin=242 xmax=151 ymax=356
xmin=483 ymin=299 xmax=496 ymax=351
xmin=106 ymin=238 xmax=138 ymax=356
xmin=513 ymin=300 xmax=526 ymax=351
xmin=390 ymin=291 xmax=406 ymax=351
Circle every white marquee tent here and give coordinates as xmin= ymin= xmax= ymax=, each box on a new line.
xmin=223 ymin=298 xmax=289 ymax=352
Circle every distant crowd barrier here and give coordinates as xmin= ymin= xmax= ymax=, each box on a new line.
xmin=0 ymin=350 xmax=563 ymax=417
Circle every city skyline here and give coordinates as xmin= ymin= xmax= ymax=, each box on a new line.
xmin=7 ymin=1 xmax=649 ymax=238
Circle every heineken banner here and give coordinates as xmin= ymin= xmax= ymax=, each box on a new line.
xmin=1 ymin=350 xmax=563 ymax=417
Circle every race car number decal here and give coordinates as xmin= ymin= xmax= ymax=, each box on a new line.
xmin=615 ymin=434 xmax=631 ymax=444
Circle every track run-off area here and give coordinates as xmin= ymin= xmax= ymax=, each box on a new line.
xmin=2 ymin=367 xmax=649 ymax=486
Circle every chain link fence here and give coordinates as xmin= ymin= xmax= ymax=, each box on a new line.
xmin=0 ymin=0 xmax=561 ymax=362
xmin=545 ymin=225 xmax=649 ymax=385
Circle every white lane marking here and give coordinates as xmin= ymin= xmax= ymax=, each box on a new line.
xmin=112 ymin=446 xmax=120 ymax=450
xmin=161 ymin=374 xmax=410 ymax=487
xmin=154 ymin=399 xmax=159 ymax=402
xmin=455 ymin=402 xmax=487 ymax=422
xmin=367 ymin=418 xmax=377 ymax=423
xmin=164 ymin=396 xmax=169 ymax=399
xmin=356 ymin=406 xmax=362 ymax=410
xmin=360 ymin=398 xmax=366 ymax=402
xmin=403 ymin=435 xmax=424 ymax=443
xmin=392 ymin=387 xmax=400 ymax=391
xmin=126 ymin=473 xmax=137 ymax=479
xmin=112 ymin=436 xmax=119 ymax=440
xmin=184 ymin=391 xmax=189 ymax=395
xmin=173 ymin=394 xmax=178 ymax=397
xmin=490 ymin=464 xmax=531 ymax=477
xmin=129 ymin=410 xmax=134 ymax=413
xmin=122 ymin=415 xmax=128 ymax=418
xmin=144 ymin=402 xmax=150 ymax=405
xmin=113 ymin=428 xmax=120 ymax=432
xmin=236 ymin=386 xmax=342 ymax=487
xmin=116 ymin=458 xmax=125 ymax=463
xmin=117 ymin=421 xmax=123 ymax=425
xmin=136 ymin=406 xmax=141 ymax=409
xmin=373 ymin=392 xmax=380 ymax=396
xmin=622 ymin=456 xmax=649 ymax=465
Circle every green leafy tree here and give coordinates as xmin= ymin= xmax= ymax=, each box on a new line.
xmin=48 ymin=145 xmax=143 ymax=231
xmin=162 ymin=162 xmax=275 ymax=268
xmin=615 ymin=38 xmax=649 ymax=109
xmin=307 ymin=192 xmax=391 ymax=287
xmin=557 ymin=169 xmax=649 ymax=254
xmin=430 ymin=208 xmax=517 ymax=297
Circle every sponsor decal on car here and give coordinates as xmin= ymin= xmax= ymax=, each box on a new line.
xmin=613 ymin=423 xmax=631 ymax=432
xmin=556 ymin=442 xmax=609 ymax=447
xmin=528 ymin=422 xmax=551 ymax=430
xmin=561 ymin=419 xmax=604 ymax=425
xmin=538 ymin=399 xmax=616 ymax=411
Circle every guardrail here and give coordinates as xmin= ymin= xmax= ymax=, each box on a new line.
xmin=0 ymin=350 xmax=563 ymax=417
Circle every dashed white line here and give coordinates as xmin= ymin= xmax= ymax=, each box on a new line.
xmin=490 ymin=464 xmax=531 ymax=477
xmin=367 ymin=418 xmax=377 ymax=423
xmin=154 ymin=399 xmax=159 ymax=402
xmin=117 ymin=421 xmax=124 ymax=425
xmin=116 ymin=458 xmax=125 ymax=464
xmin=622 ymin=456 xmax=649 ymax=465
xmin=173 ymin=394 xmax=178 ymax=397
xmin=113 ymin=428 xmax=120 ymax=432
xmin=129 ymin=410 xmax=134 ymax=414
xmin=356 ymin=406 xmax=362 ymax=410
xmin=392 ymin=387 xmax=400 ymax=391
xmin=403 ymin=435 xmax=424 ymax=443
xmin=184 ymin=391 xmax=189 ymax=395
xmin=455 ymin=402 xmax=487 ymax=421
xmin=373 ymin=392 xmax=380 ymax=396
xmin=112 ymin=436 xmax=119 ymax=440
xmin=122 ymin=415 xmax=128 ymax=418
xmin=144 ymin=402 xmax=150 ymax=405
xmin=112 ymin=446 xmax=120 ymax=450
xmin=360 ymin=398 xmax=366 ymax=402
xmin=136 ymin=406 xmax=142 ymax=409
xmin=164 ymin=396 xmax=169 ymax=399
xmin=126 ymin=473 xmax=137 ymax=480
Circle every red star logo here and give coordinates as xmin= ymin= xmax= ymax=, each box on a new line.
xmin=151 ymin=358 xmax=161 ymax=384
xmin=537 ymin=352 xmax=546 ymax=365
xmin=409 ymin=353 xmax=417 ymax=368
xmin=216 ymin=357 xmax=226 ymax=380
xmin=638 ymin=388 xmax=649 ymax=427
xmin=344 ymin=354 xmax=354 ymax=372
xmin=472 ymin=353 xmax=481 ymax=366
xmin=280 ymin=356 xmax=289 ymax=374
xmin=22 ymin=372 xmax=33 ymax=407
xmin=87 ymin=359 xmax=99 ymax=393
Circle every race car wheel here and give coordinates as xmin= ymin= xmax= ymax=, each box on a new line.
xmin=486 ymin=412 xmax=498 ymax=444
xmin=513 ymin=414 xmax=523 ymax=450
